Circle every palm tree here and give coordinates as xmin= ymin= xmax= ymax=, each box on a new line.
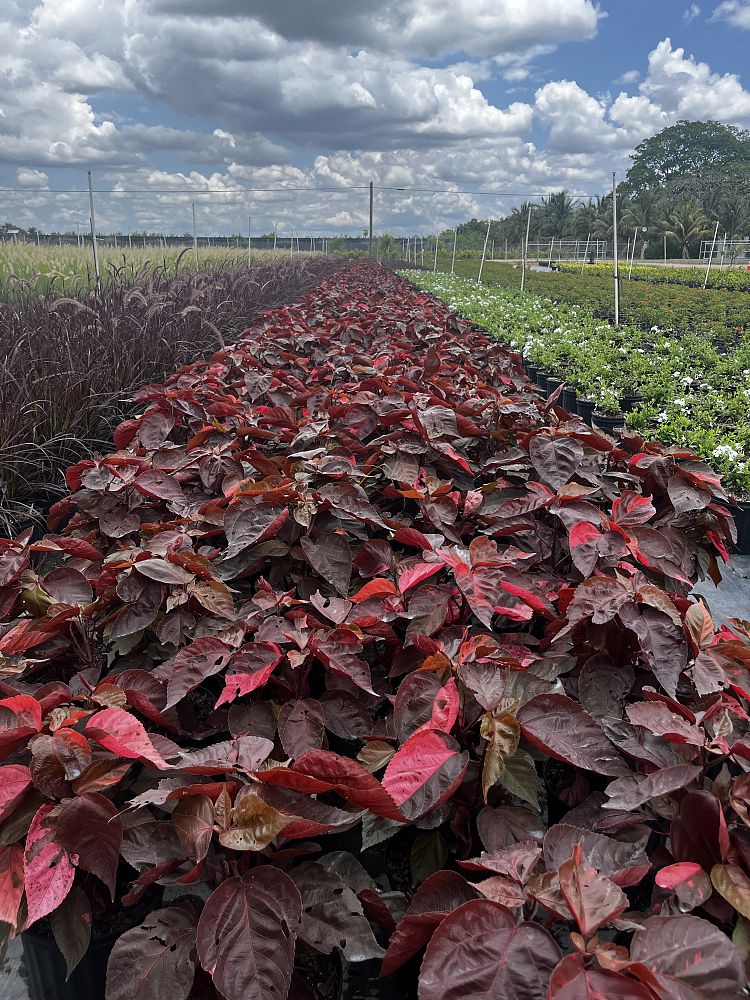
xmin=622 ymin=192 xmax=662 ymax=258
xmin=719 ymin=195 xmax=750 ymax=239
xmin=571 ymin=199 xmax=598 ymax=239
xmin=657 ymin=202 xmax=712 ymax=259
xmin=541 ymin=191 xmax=577 ymax=238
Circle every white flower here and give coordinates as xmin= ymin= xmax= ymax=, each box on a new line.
xmin=712 ymin=444 xmax=741 ymax=463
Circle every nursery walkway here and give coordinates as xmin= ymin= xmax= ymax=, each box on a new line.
xmin=694 ymin=555 xmax=750 ymax=624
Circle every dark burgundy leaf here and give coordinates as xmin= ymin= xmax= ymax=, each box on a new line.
xmin=107 ymin=906 xmax=197 ymax=1000
xmin=419 ymin=900 xmax=561 ymax=1000
xmin=381 ymin=870 xmax=479 ymax=976
xmin=55 ymin=792 xmax=123 ymax=898
xmin=630 ymin=914 xmax=743 ymax=998
xmin=196 ymin=868 xmax=301 ymax=1000
xmin=604 ymin=764 xmax=701 ymax=811
xmin=291 ymin=861 xmax=383 ymax=961
xmin=300 ymin=533 xmax=352 ymax=597
xmin=278 ymin=699 xmax=325 ymax=758
xmin=558 ymin=844 xmax=627 ymax=936
xmin=159 ymin=637 xmax=233 ymax=710
xmin=517 ymin=694 xmax=628 ymax=777
xmin=51 ymin=887 xmax=92 ymax=980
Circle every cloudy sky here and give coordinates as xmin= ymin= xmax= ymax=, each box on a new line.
xmin=2 ymin=0 xmax=750 ymax=236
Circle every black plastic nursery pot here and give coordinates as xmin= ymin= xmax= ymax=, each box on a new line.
xmin=576 ymin=398 xmax=596 ymax=426
xmin=560 ymin=387 xmax=577 ymax=413
xmin=22 ymin=928 xmax=116 ymax=1000
xmin=534 ymin=370 xmax=549 ymax=389
xmin=592 ymin=411 xmax=626 ymax=434
xmin=545 ymin=377 xmax=563 ymax=399
xmin=733 ymin=500 xmax=750 ymax=556
xmin=526 ymin=363 xmax=538 ymax=382
xmin=619 ymin=393 xmax=644 ymax=413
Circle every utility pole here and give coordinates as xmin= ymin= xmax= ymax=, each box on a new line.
xmin=478 ymin=218 xmax=492 ymax=283
xmin=368 ymin=181 xmax=374 ymax=258
xmin=87 ymin=170 xmax=100 ymax=288
xmin=580 ymin=232 xmax=591 ymax=274
xmin=612 ymin=172 xmax=620 ymax=326
xmin=521 ymin=206 xmax=532 ymax=292
xmin=192 ymin=203 xmax=199 ymax=268
xmin=704 ymin=220 xmax=720 ymax=289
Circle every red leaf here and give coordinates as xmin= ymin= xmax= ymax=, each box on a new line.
xmin=351 ymin=578 xmax=399 ymax=603
xmin=0 ymin=844 xmax=24 ymax=929
xmin=0 ymin=695 xmax=42 ymax=759
xmin=215 ymin=643 xmax=283 ymax=707
xmin=558 ymin=844 xmax=627 ymax=937
xmin=382 ymin=730 xmax=468 ymax=821
xmin=256 ymin=750 xmax=404 ymax=821
xmin=381 ymin=870 xmax=479 ymax=977
xmin=84 ymin=707 xmax=170 ymax=769
xmin=414 ymin=676 xmax=459 ymax=736
xmin=655 ymin=862 xmax=703 ymax=890
xmin=0 ymin=764 xmax=32 ymax=822
xmin=24 ymin=804 xmax=76 ymax=926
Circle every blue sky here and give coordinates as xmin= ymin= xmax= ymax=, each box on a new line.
xmin=2 ymin=0 xmax=749 ymax=235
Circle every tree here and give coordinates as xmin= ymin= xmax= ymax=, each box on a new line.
xmin=622 ymin=191 xmax=663 ymax=258
xmin=541 ymin=191 xmax=577 ymax=238
xmin=719 ymin=196 xmax=750 ymax=239
xmin=657 ymin=202 xmax=711 ymax=259
xmin=627 ymin=120 xmax=750 ymax=192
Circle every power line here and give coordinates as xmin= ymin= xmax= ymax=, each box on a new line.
xmin=0 ymin=186 xmax=369 ymax=195
xmin=0 ymin=184 xmax=605 ymax=198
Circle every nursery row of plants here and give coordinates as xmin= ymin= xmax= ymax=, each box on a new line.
xmin=0 ymin=244 xmax=292 ymax=300
xmin=404 ymin=270 xmax=750 ymax=501
xmin=0 ymin=255 xmax=341 ymax=532
xmin=0 ymin=260 xmax=748 ymax=999
xmin=439 ymin=258 xmax=750 ymax=341
xmin=558 ymin=260 xmax=750 ymax=293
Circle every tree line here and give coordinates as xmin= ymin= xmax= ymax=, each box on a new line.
xmin=447 ymin=121 xmax=750 ymax=259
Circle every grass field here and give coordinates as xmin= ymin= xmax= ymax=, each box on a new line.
xmin=0 ymin=243 xmax=298 ymax=299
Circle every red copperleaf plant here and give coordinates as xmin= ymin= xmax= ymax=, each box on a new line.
xmin=0 ymin=260 xmax=749 ymax=999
